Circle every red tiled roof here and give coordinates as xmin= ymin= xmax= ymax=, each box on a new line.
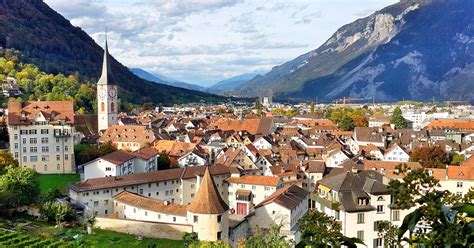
xmin=8 ymin=101 xmax=74 ymax=125
xmin=226 ymin=175 xmax=281 ymax=187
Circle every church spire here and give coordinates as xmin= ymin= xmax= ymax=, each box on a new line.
xmin=98 ymin=31 xmax=116 ymax=85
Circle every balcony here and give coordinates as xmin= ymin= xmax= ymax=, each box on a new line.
xmin=313 ymin=194 xmax=340 ymax=210
xmin=54 ymin=129 xmax=71 ymax=137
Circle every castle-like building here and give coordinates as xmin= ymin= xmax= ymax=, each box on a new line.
xmin=97 ymin=37 xmax=118 ymax=132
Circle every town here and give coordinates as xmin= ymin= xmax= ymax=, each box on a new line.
xmin=0 ymin=37 xmax=472 ymax=248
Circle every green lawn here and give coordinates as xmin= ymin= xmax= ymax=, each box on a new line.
xmin=0 ymin=216 xmax=183 ymax=248
xmin=37 ymin=173 xmax=80 ymax=195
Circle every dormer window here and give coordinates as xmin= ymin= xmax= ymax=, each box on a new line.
xmin=357 ymin=197 xmax=368 ymax=205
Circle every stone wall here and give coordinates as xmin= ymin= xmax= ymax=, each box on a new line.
xmin=95 ymin=217 xmax=192 ymax=240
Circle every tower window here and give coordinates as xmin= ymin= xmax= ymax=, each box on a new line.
xmin=101 ymin=102 xmax=105 ymax=112
xmin=111 ymin=102 xmax=115 ymax=112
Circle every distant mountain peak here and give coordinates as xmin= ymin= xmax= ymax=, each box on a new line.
xmin=233 ymin=0 xmax=474 ymax=102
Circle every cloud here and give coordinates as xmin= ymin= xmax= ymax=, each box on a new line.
xmin=134 ymin=0 xmax=242 ymax=18
xmin=46 ymin=0 xmax=398 ymax=84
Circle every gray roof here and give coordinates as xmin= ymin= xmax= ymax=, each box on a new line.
xmin=319 ymin=169 xmax=388 ymax=212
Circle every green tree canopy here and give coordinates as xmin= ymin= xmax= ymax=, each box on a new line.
xmin=0 ymin=166 xmax=39 ymax=206
xmin=390 ymin=107 xmax=409 ymax=128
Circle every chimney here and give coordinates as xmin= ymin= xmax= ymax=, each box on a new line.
xmin=351 ymin=167 xmax=358 ymax=174
xmin=164 ymin=200 xmax=169 ymax=206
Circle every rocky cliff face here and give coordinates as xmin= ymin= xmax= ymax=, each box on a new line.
xmin=234 ymin=0 xmax=474 ymax=102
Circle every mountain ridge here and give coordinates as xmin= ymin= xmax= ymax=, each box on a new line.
xmin=234 ymin=0 xmax=474 ymax=102
xmin=129 ymin=68 xmax=208 ymax=92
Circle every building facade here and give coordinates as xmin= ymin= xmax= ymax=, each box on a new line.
xmin=8 ymin=101 xmax=75 ymax=173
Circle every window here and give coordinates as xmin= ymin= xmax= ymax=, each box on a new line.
xmin=29 ymin=130 xmax=37 ymax=135
xmin=56 ymin=155 xmax=60 ymax=161
xmin=139 ymin=189 xmax=143 ymax=195
xmin=374 ymin=221 xmax=381 ymax=231
xmin=217 ymin=215 xmax=221 ymax=223
xmin=191 ymin=184 xmax=195 ymax=189
xmin=252 ymin=185 xmax=256 ymax=190
xmin=41 ymin=129 xmax=48 ymax=134
xmin=101 ymin=102 xmax=105 ymax=112
xmin=133 ymin=208 xmax=136 ymax=213
xmin=65 ymin=154 xmax=69 ymax=160
xmin=357 ymin=213 xmax=364 ymax=224
xmin=30 ymin=138 xmax=37 ymax=144
xmin=22 ymin=156 xmax=27 ymax=162
xmin=145 ymin=211 xmax=148 ymax=216
xmin=41 ymin=155 xmax=49 ymax=162
xmin=457 ymin=182 xmax=463 ymax=188
xmin=194 ymin=215 xmax=198 ymax=223
xmin=393 ymin=210 xmax=400 ymax=221
xmin=111 ymin=102 xmax=115 ymax=112
xmin=217 ymin=231 xmax=222 ymax=240
xmin=30 ymin=156 xmax=38 ymax=162
xmin=105 ymin=210 xmax=108 ymax=215
xmin=105 ymin=167 xmax=111 ymax=171
xmin=173 ymin=217 xmax=176 ymax=222
xmin=157 ymin=214 xmax=161 ymax=219
xmin=41 ymin=137 xmax=48 ymax=144
xmin=43 ymin=165 xmax=47 ymax=171
xmin=65 ymin=146 xmax=69 ymax=152
xmin=42 ymin=146 xmax=49 ymax=152
xmin=57 ymin=164 xmax=60 ymax=170
xmin=374 ymin=238 xmax=383 ymax=247
xmin=14 ymin=143 xmax=18 ymax=149
xmin=264 ymin=186 xmax=270 ymax=191
xmin=93 ymin=201 xmax=99 ymax=207
xmin=56 ymin=146 xmax=60 ymax=152
xmin=357 ymin=231 xmax=364 ymax=241
xmin=22 ymin=138 xmax=26 ymax=144
xmin=22 ymin=147 xmax=26 ymax=153
xmin=30 ymin=147 xmax=37 ymax=153
xmin=377 ymin=205 xmax=384 ymax=213
xmin=104 ymin=200 xmax=109 ymax=206
xmin=14 ymin=134 xmax=18 ymax=140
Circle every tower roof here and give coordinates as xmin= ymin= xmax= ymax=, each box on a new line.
xmin=97 ymin=36 xmax=116 ymax=85
xmin=187 ymin=167 xmax=229 ymax=214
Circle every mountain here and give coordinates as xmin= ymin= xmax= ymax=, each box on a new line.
xmin=130 ymin=68 xmax=208 ymax=92
xmin=0 ymin=0 xmax=223 ymax=105
xmin=234 ymin=0 xmax=474 ymax=102
xmin=210 ymin=73 xmax=260 ymax=92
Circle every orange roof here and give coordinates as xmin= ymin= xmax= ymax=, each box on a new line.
xmin=226 ymin=175 xmax=281 ymax=187
xmin=187 ymin=167 xmax=229 ymax=214
xmin=427 ymin=119 xmax=474 ymax=132
xmin=363 ymin=161 xmax=422 ymax=179
xmin=448 ymin=156 xmax=474 ymax=180
xmin=8 ymin=101 xmax=74 ymax=125
xmin=114 ymin=191 xmax=187 ymax=216
xmin=294 ymin=119 xmax=337 ymax=128
xmin=154 ymin=140 xmax=176 ymax=153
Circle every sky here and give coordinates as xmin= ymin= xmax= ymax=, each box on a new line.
xmin=45 ymin=0 xmax=397 ymax=86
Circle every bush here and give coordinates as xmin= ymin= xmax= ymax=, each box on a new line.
xmin=40 ymin=201 xmax=76 ymax=226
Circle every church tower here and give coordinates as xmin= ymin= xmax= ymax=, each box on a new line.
xmin=97 ymin=36 xmax=118 ymax=131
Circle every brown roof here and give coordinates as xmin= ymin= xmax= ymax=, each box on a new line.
xmin=187 ymin=167 xmax=229 ymax=214
xmin=212 ymin=118 xmax=274 ymax=135
xmin=8 ymin=101 xmax=74 ymax=125
xmin=71 ymin=166 xmax=230 ymax=192
xmin=114 ymin=191 xmax=187 ymax=216
xmin=256 ymin=184 xmax=308 ymax=210
xmin=101 ymin=150 xmax=136 ymax=165
xmin=99 ymin=125 xmax=155 ymax=144
xmin=226 ymin=175 xmax=281 ymax=187
xmin=132 ymin=147 xmax=160 ymax=160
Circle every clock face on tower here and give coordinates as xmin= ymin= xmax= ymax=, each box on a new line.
xmin=99 ymin=88 xmax=107 ymax=99
xmin=109 ymin=87 xmax=117 ymax=98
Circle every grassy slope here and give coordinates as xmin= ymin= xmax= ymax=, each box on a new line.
xmin=37 ymin=174 xmax=80 ymax=195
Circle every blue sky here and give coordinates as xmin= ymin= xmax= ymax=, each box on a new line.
xmin=46 ymin=0 xmax=397 ymax=86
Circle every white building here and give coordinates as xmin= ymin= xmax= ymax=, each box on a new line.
xmin=382 ymin=144 xmax=410 ymax=162
xmin=249 ymin=184 xmax=309 ymax=244
xmin=8 ymin=101 xmax=76 ymax=173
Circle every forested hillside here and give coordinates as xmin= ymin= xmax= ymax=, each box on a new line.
xmin=0 ymin=0 xmax=223 ymax=105
xmin=0 ymin=49 xmax=97 ymax=112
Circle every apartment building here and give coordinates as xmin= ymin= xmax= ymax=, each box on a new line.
xmin=7 ymin=101 xmax=75 ymax=173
